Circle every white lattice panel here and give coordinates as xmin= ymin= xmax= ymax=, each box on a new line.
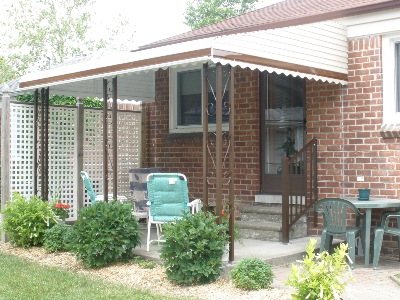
xmin=7 ymin=102 xmax=142 ymax=215
xmin=109 ymin=111 xmax=141 ymax=196
xmin=83 ymin=108 xmax=141 ymax=206
xmin=47 ymin=106 xmax=77 ymax=219
xmin=83 ymin=109 xmax=105 ymax=206
xmin=9 ymin=103 xmax=35 ymax=197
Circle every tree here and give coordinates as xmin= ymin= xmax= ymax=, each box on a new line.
xmin=0 ymin=0 xmax=135 ymax=84
xmin=184 ymin=0 xmax=259 ymax=30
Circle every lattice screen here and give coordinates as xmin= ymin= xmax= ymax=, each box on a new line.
xmin=83 ymin=109 xmax=106 ymax=207
xmin=9 ymin=103 xmax=35 ymax=197
xmin=82 ymin=109 xmax=142 ymax=206
xmin=7 ymin=102 xmax=142 ymax=220
xmin=109 ymin=111 xmax=141 ymax=196
xmin=46 ymin=107 xmax=77 ymax=219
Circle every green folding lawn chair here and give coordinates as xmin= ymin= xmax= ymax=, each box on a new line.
xmin=146 ymin=173 xmax=202 ymax=251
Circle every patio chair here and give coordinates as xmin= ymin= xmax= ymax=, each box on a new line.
xmin=128 ymin=168 xmax=159 ymax=222
xmin=146 ymin=173 xmax=202 ymax=251
xmin=314 ymin=198 xmax=364 ymax=269
xmin=80 ymin=171 xmax=127 ymax=204
xmin=372 ymin=212 xmax=400 ymax=269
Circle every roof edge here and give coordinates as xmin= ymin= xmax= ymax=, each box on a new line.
xmin=139 ymin=1 xmax=400 ymax=51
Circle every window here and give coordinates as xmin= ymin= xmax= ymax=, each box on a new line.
xmin=382 ymin=34 xmax=400 ymax=125
xmin=169 ymin=65 xmax=230 ymax=133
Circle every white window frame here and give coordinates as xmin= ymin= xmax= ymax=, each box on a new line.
xmin=382 ymin=33 xmax=400 ymax=125
xmin=169 ymin=65 xmax=229 ymax=133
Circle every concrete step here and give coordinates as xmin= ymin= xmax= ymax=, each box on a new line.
xmin=236 ymin=220 xmax=307 ymax=242
xmin=240 ymin=205 xmax=283 ymax=223
xmin=237 ymin=204 xmax=308 ymax=242
xmin=236 ymin=220 xmax=281 ymax=241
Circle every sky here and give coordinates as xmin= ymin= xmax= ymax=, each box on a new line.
xmin=94 ymin=0 xmax=278 ymax=49
xmin=0 ymin=0 xmax=280 ymax=53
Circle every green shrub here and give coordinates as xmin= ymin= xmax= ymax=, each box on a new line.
xmin=43 ymin=223 xmax=74 ymax=252
xmin=230 ymin=258 xmax=274 ymax=290
xmin=71 ymin=201 xmax=141 ymax=268
xmin=285 ymin=238 xmax=353 ymax=300
xmin=1 ymin=193 xmax=58 ymax=248
xmin=16 ymin=94 xmax=103 ymax=108
xmin=159 ymin=211 xmax=229 ymax=285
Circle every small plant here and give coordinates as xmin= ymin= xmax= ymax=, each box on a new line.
xmin=133 ymin=256 xmax=157 ymax=269
xmin=1 ymin=192 xmax=58 ymax=248
xmin=51 ymin=201 xmax=71 ymax=220
xmin=285 ymin=238 xmax=353 ymax=300
xmin=43 ymin=223 xmax=74 ymax=252
xmin=71 ymin=201 xmax=141 ymax=268
xmin=230 ymin=258 xmax=274 ymax=290
xmin=159 ymin=211 xmax=229 ymax=285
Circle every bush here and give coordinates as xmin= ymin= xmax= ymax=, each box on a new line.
xmin=230 ymin=258 xmax=274 ymax=290
xmin=1 ymin=193 xmax=58 ymax=248
xmin=43 ymin=223 xmax=74 ymax=252
xmin=285 ymin=238 xmax=353 ymax=300
xmin=159 ymin=211 xmax=229 ymax=285
xmin=71 ymin=201 xmax=141 ymax=268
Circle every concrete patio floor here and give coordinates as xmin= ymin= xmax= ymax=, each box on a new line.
xmin=133 ymin=225 xmax=400 ymax=299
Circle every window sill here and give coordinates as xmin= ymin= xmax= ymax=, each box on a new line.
xmin=380 ymin=123 xmax=400 ymax=138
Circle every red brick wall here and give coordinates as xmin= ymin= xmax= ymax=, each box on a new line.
xmin=306 ymin=35 xmax=400 ymax=255
xmin=145 ymin=67 xmax=260 ymax=204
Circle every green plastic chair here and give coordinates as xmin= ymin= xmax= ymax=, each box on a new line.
xmin=146 ymin=173 xmax=202 ymax=251
xmin=80 ymin=171 xmax=127 ymax=204
xmin=81 ymin=171 xmax=97 ymax=204
xmin=372 ymin=212 xmax=400 ymax=269
xmin=314 ymin=198 xmax=364 ymax=269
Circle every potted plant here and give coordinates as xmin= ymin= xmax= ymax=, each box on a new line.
xmin=52 ymin=201 xmax=71 ymax=222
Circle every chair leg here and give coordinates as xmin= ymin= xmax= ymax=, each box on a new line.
xmin=319 ymin=230 xmax=332 ymax=253
xmin=372 ymin=228 xmax=384 ymax=269
xmin=146 ymin=220 xmax=151 ymax=252
xmin=319 ymin=231 xmax=327 ymax=253
xmin=346 ymin=232 xmax=356 ymax=269
xmin=397 ymin=234 xmax=400 ymax=262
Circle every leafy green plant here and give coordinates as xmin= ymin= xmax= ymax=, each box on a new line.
xmin=159 ymin=211 xmax=229 ymax=285
xmin=285 ymin=238 xmax=353 ymax=300
xmin=133 ymin=256 xmax=157 ymax=269
xmin=43 ymin=223 xmax=74 ymax=252
xmin=71 ymin=201 xmax=141 ymax=268
xmin=230 ymin=258 xmax=274 ymax=290
xmin=1 ymin=193 xmax=58 ymax=248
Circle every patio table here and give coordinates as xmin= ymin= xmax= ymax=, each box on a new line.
xmin=345 ymin=197 xmax=400 ymax=267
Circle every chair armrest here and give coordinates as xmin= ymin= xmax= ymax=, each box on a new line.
xmin=187 ymin=199 xmax=203 ymax=213
xmin=383 ymin=214 xmax=400 ymax=230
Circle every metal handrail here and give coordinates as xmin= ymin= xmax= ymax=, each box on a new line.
xmin=281 ymin=138 xmax=318 ymax=244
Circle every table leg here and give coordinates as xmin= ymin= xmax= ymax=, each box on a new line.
xmin=363 ymin=209 xmax=372 ymax=267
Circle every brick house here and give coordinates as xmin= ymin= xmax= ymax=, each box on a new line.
xmin=14 ymin=0 xmax=400 ymax=256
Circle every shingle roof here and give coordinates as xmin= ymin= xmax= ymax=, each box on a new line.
xmin=140 ymin=0 xmax=400 ymax=50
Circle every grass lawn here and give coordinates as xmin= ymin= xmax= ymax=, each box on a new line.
xmin=0 ymin=252 xmax=188 ymax=300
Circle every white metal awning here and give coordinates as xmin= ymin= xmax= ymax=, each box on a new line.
xmin=17 ymin=21 xmax=348 ymax=99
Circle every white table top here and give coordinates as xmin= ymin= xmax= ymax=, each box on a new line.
xmin=345 ymin=197 xmax=400 ymax=209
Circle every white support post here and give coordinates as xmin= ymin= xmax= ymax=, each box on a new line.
xmin=75 ymin=97 xmax=84 ymax=212
xmin=1 ymin=84 xmax=11 ymax=243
